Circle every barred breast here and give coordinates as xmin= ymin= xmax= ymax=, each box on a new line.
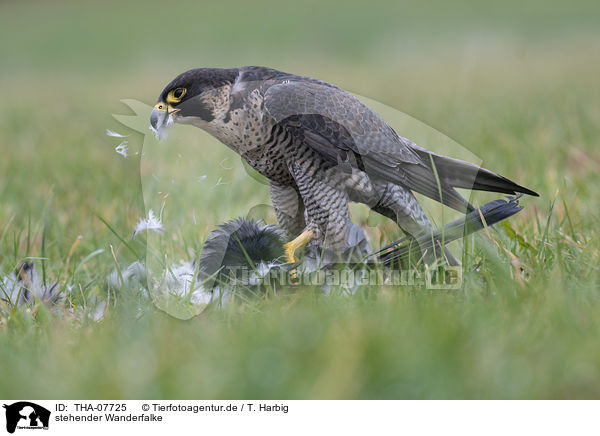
xmin=202 ymin=86 xmax=297 ymax=185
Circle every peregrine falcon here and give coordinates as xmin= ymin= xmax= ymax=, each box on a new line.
xmin=150 ymin=66 xmax=538 ymax=264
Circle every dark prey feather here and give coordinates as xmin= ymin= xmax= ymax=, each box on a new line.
xmin=195 ymin=218 xmax=286 ymax=284
xmin=376 ymin=195 xmax=524 ymax=266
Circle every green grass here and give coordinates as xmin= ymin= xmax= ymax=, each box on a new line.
xmin=1 ymin=0 xmax=600 ymax=399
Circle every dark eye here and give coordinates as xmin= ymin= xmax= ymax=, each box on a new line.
xmin=167 ymin=87 xmax=186 ymax=104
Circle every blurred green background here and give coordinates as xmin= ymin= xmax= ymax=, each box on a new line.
xmin=1 ymin=0 xmax=599 ymax=398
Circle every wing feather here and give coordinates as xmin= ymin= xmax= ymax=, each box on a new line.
xmin=263 ymin=78 xmax=535 ymax=214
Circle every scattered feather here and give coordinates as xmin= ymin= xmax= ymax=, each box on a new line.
xmin=106 ymin=128 xmax=130 ymax=138
xmin=1 ymin=263 xmax=63 ymax=308
xmin=134 ymin=209 xmax=164 ymax=237
xmin=91 ymin=300 xmax=108 ymax=322
xmin=163 ymin=260 xmax=224 ymax=305
xmin=115 ymin=141 xmax=129 ymax=158
xmin=106 ymin=260 xmax=148 ymax=292
xmin=165 ymin=260 xmax=197 ymax=297
xmin=105 ymin=259 xmax=220 ymax=309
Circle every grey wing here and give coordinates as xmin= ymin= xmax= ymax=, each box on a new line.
xmin=263 ymin=80 xmax=474 ymax=212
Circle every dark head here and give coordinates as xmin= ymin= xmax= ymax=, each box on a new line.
xmin=195 ymin=218 xmax=286 ymax=286
xmin=150 ymin=68 xmax=238 ymax=139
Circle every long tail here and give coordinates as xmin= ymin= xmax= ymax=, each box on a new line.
xmin=375 ymin=195 xmax=524 ymax=266
xmin=400 ymin=147 xmax=538 ymax=213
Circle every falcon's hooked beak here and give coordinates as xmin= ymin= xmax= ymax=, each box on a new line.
xmin=150 ymin=102 xmax=180 ymax=140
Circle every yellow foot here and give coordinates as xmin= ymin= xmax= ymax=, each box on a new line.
xmin=283 ymin=229 xmax=315 ymax=263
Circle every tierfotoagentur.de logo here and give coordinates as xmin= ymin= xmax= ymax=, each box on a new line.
xmin=3 ymin=402 xmax=50 ymax=434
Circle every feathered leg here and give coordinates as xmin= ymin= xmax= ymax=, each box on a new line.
xmin=269 ymin=180 xmax=306 ymax=238
xmin=288 ymin=162 xmax=352 ymax=258
xmin=370 ymin=181 xmax=459 ymax=266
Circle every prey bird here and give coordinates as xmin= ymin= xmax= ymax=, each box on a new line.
xmin=151 ymin=66 xmax=538 ymax=264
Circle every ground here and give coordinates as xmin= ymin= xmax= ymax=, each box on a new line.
xmin=0 ymin=0 xmax=599 ymax=398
